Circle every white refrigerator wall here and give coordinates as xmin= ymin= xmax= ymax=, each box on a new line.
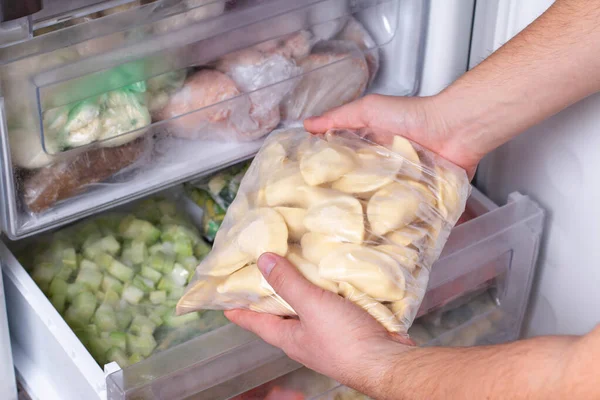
xmin=473 ymin=0 xmax=600 ymax=336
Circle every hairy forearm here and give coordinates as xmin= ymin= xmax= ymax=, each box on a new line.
xmin=355 ymin=326 xmax=600 ymax=400
xmin=435 ymin=0 xmax=600 ymax=163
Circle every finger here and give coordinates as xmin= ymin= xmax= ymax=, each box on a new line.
xmin=257 ymin=253 xmax=330 ymax=317
xmin=224 ymin=309 xmax=300 ymax=349
xmin=303 ymin=96 xmax=375 ymax=133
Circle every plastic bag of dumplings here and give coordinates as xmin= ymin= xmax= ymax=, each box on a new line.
xmin=177 ymin=128 xmax=470 ymax=333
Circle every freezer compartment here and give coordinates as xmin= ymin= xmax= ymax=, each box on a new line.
xmin=3 ymin=186 xmax=542 ymax=400
xmin=0 ymin=0 xmax=428 ymax=239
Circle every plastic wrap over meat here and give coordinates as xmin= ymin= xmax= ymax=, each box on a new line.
xmin=281 ymin=41 xmax=369 ymax=121
xmin=23 ymin=137 xmax=152 ymax=213
xmin=177 ymin=128 xmax=470 ymax=334
xmin=160 ymin=50 xmax=299 ymax=141
xmin=337 ymin=17 xmax=380 ymax=85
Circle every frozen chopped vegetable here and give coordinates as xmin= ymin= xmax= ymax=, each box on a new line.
xmin=20 ymin=197 xmax=227 ymax=367
xmin=41 ymin=83 xmax=151 ymax=151
xmin=177 ymin=128 xmax=470 ymax=334
xmin=186 ymin=161 xmax=250 ymax=241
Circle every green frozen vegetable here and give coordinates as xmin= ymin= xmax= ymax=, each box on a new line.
xmin=19 ymin=197 xmax=227 ymax=368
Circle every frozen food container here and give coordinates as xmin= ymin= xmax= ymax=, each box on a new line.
xmin=0 ymin=0 xmax=428 ymax=239
xmin=1 ymin=185 xmax=544 ymax=400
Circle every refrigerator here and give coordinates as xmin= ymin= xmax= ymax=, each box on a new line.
xmin=0 ymin=0 xmax=584 ymax=398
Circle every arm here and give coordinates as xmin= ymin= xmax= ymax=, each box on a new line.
xmin=305 ymin=0 xmax=600 ymax=177
xmin=226 ymin=254 xmax=600 ymax=400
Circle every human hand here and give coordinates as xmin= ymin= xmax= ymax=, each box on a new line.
xmin=303 ymin=94 xmax=481 ymax=178
xmin=225 ymin=253 xmax=413 ymax=397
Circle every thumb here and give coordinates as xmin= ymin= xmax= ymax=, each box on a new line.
xmin=257 ymin=253 xmax=328 ymax=317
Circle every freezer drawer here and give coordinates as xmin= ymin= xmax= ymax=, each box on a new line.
xmin=0 ymin=0 xmax=428 ymax=239
xmin=1 ymin=187 xmax=543 ymax=400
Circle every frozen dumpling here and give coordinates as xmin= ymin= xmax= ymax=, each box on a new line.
xmin=304 ymin=195 xmax=364 ymax=243
xmin=299 ymin=138 xmax=355 ymax=186
xmin=331 ymin=146 xmax=403 ymax=194
xmin=287 ymin=246 xmax=338 ymax=293
xmin=217 ymin=264 xmax=274 ymax=298
xmin=274 ymin=207 xmax=308 ymax=241
xmin=230 ymin=208 xmax=289 ymax=259
xmin=375 ymin=245 xmax=419 ymax=273
xmin=300 ymin=232 xmax=345 ymax=266
xmin=338 ymin=282 xmax=400 ymax=332
xmin=264 ymin=163 xmax=309 ymax=207
xmin=367 ymin=182 xmax=421 ymax=236
xmin=200 ymin=244 xmax=253 ymax=277
xmin=319 ymin=244 xmax=406 ymax=301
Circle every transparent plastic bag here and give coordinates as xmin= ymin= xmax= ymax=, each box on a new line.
xmin=280 ymin=41 xmax=369 ymax=121
xmin=177 ymin=128 xmax=470 ymax=333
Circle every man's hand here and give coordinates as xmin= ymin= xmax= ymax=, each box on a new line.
xmin=303 ymin=94 xmax=482 ymax=178
xmin=225 ymin=253 xmax=412 ymax=396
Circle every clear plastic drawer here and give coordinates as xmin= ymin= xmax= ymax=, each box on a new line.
xmin=1 ymin=187 xmax=543 ymax=400
xmin=0 ymin=0 xmax=428 ymax=239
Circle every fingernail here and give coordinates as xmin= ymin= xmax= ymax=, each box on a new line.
xmin=258 ymin=253 xmax=278 ymax=277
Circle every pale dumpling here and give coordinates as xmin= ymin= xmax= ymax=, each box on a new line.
xmin=319 ymin=244 xmax=406 ymax=301
xmin=232 ymin=208 xmax=289 ymax=259
xmin=201 ymin=244 xmax=252 ymax=277
xmin=287 ymin=246 xmax=338 ymax=293
xmin=435 ymin=166 xmax=464 ymax=221
xmin=299 ymin=139 xmax=355 ymax=186
xmin=274 ymin=207 xmax=308 ymax=241
xmin=367 ymin=182 xmax=421 ymax=236
xmin=249 ymin=294 xmax=295 ymax=315
xmin=217 ymin=264 xmax=274 ymax=298
xmin=391 ymin=136 xmax=420 ymax=166
xmin=304 ymin=195 xmax=364 ymax=243
xmin=331 ymin=146 xmax=402 ymax=194
xmin=385 ymin=225 xmax=429 ymax=247
xmin=375 ymin=245 xmax=419 ymax=273
xmin=300 ymin=232 xmax=345 ymax=265
xmin=264 ymin=163 xmax=309 ymax=207
xmin=338 ymin=282 xmax=400 ymax=332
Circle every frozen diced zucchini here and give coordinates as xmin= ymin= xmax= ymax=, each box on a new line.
xmin=126 ymin=333 xmax=157 ymax=358
xmin=75 ymin=268 xmax=103 ymax=291
xmin=102 ymin=275 xmax=124 ymax=295
xmin=122 ymin=285 xmax=144 ymax=305
xmin=108 ymin=259 xmax=135 ymax=283
xmin=106 ymin=347 xmax=129 ymax=367
xmin=141 ymin=266 xmax=162 ymax=284
xmin=119 ymin=216 xmax=161 ymax=245
xmin=149 ymin=290 xmax=167 ymax=305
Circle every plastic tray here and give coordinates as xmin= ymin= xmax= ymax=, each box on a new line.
xmin=0 ymin=0 xmax=428 ymax=239
xmin=1 ymin=187 xmax=544 ymax=400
